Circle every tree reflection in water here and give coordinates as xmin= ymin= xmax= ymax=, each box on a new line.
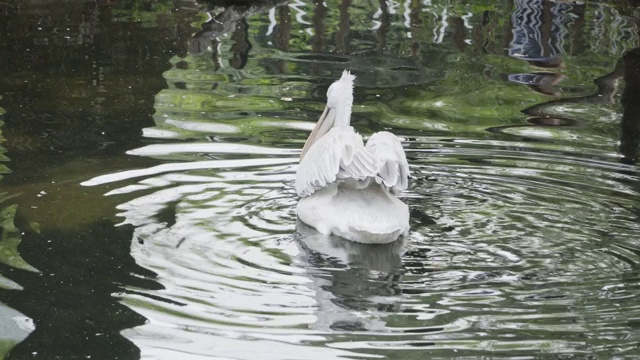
xmin=0 ymin=0 xmax=639 ymax=359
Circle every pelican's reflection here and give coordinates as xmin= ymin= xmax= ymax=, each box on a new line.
xmin=295 ymin=220 xmax=405 ymax=331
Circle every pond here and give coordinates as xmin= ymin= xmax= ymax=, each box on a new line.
xmin=1 ymin=0 xmax=640 ymax=358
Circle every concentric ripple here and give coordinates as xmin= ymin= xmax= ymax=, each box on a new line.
xmin=81 ymin=1 xmax=640 ymax=359
xmin=91 ymin=137 xmax=640 ymax=358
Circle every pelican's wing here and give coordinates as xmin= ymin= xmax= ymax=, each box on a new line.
xmin=296 ymin=127 xmax=378 ymax=197
xmin=365 ymin=131 xmax=409 ymax=194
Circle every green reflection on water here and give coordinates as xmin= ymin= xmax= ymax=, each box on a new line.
xmin=0 ymin=205 xmax=38 ymax=274
xmin=148 ymin=0 xmax=632 ymax=160
xmin=0 ymin=95 xmax=37 ymax=360
xmin=0 ymin=98 xmax=38 ymax=274
xmin=1 ymin=0 xmax=640 ymax=359
xmin=111 ymin=1 xmax=640 ymax=358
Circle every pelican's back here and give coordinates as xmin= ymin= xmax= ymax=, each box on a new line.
xmin=295 ymin=70 xmax=409 ymax=243
xmin=295 ymin=126 xmax=409 ymax=244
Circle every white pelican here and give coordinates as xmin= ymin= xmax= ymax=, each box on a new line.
xmin=295 ymin=70 xmax=410 ymax=244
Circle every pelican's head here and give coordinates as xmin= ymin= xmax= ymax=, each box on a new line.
xmin=301 ymin=70 xmax=356 ymax=159
xmin=326 ymin=70 xmax=355 ymax=114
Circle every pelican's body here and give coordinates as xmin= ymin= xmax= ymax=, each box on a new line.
xmin=295 ymin=70 xmax=410 ymax=244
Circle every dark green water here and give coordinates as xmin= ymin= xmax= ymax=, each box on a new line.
xmin=1 ymin=0 xmax=640 ymax=359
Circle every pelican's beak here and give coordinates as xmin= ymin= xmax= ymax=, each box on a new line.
xmin=300 ymin=105 xmax=335 ymax=159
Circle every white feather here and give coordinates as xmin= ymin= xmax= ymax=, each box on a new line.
xmin=365 ymin=131 xmax=409 ymax=194
xmin=294 ymin=70 xmax=410 ymax=244
xmin=296 ymin=126 xmax=377 ymax=197
xmin=297 ymin=184 xmax=409 ymax=244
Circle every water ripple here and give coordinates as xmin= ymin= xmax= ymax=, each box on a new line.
xmin=80 ymin=1 xmax=640 ymax=358
xmin=85 ymin=130 xmax=640 ymax=357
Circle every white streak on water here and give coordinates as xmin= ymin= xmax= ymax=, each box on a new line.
xmin=81 ymin=158 xmax=296 ymax=187
xmin=127 ymin=143 xmax=298 ymax=157
xmin=266 ymin=7 xmax=276 ymax=36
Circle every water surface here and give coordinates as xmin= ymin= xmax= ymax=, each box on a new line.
xmin=1 ymin=0 xmax=640 ymax=359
